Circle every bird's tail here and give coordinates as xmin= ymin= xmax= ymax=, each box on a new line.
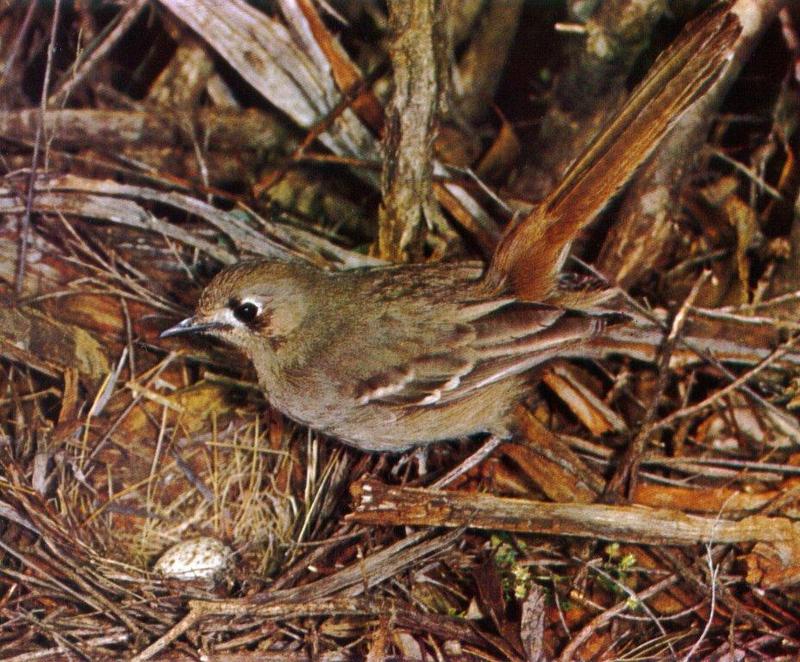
xmin=485 ymin=4 xmax=741 ymax=301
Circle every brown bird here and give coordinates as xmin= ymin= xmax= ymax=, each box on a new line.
xmin=162 ymin=6 xmax=744 ymax=452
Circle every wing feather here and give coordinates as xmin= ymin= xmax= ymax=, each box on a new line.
xmin=354 ymin=297 xmax=626 ymax=409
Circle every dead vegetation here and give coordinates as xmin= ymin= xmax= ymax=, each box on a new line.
xmin=1 ymin=0 xmax=800 ymax=660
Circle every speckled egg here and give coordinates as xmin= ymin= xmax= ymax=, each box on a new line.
xmin=154 ymin=537 xmax=233 ymax=583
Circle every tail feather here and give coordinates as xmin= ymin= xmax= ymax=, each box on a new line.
xmin=486 ymin=4 xmax=741 ymax=301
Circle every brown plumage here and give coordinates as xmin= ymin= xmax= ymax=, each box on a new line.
xmin=162 ymin=5 xmax=745 ymax=452
xmin=166 ymin=260 xmax=625 ymax=450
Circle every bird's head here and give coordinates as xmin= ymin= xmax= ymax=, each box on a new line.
xmin=160 ymin=259 xmax=313 ymax=354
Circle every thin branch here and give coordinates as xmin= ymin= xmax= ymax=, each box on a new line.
xmin=16 ymin=0 xmax=61 ymax=297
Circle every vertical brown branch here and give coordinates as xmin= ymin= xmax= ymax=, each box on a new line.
xmin=378 ymin=0 xmax=446 ymax=262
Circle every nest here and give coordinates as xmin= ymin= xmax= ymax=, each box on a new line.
xmin=1 ymin=1 xmax=800 ymax=660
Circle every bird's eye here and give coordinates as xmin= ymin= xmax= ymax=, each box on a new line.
xmin=233 ymin=301 xmax=259 ymax=324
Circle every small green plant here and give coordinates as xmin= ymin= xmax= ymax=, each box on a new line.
xmin=599 ymin=542 xmax=639 ymax=600
xmin=491 ymin=534 xmax=533 ymax=600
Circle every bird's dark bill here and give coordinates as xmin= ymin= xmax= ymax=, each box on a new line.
xmin=160 ymin=317 xmax=222 ymax=338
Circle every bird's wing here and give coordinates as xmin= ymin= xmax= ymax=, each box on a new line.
xmin=354 ymin=299 xmax=625 ymax=408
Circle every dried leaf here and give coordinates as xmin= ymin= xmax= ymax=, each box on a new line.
xmin=0 ymin=306 xmax=109 ymax=381
xmin=541 ymin=361 xmax=628 ymax=435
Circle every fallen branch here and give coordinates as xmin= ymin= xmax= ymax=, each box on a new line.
xmin=349 ymin=479 xmax=800 ymax=588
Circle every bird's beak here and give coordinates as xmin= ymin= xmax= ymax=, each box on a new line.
xmin=160 ymin=316 xmax=221 ymax=339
